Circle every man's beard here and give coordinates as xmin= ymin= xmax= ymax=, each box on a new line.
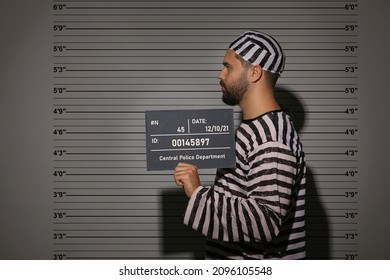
xmin=220 ymin=71 xmax=250 ymax=106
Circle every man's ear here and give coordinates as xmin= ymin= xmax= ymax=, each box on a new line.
xmin=249 ymin=64 xmax=263 ymax=83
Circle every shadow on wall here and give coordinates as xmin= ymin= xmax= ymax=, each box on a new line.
xmin=160 ymin=87 xmax=330 ymax=259
xmin=161 ymin=188 xmax=206 ymax=259
xmin=305 ymin=166 xmax=330 ymax=259
xmin=274 ymin=86 xmax=305 ymax=132
xmin=276 ymin=86 xmax=330 ymax=259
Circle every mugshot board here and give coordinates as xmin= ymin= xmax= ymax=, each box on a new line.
xmin=0 ymin=0 xmax=389 ymax=260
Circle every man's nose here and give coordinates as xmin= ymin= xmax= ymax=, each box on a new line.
xmin=217 ymin=69 xmax=225 ymax=80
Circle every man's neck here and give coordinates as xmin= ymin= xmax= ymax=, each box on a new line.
xmin=240 ymin=89 xmax=280 ymax=120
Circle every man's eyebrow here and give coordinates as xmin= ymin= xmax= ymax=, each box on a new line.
xmin=223 ymin=61 xmax=231 ymax=67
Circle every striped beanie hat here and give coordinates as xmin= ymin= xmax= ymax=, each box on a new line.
xmin=229 ymin=30 xmax=286 ymax=75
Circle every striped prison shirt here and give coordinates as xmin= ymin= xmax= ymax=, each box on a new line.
xmin=183 ymin=110 xmax=306 ymax=259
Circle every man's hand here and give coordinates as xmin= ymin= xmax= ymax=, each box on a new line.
xmin=174 ymin=162 xmax=201 ymax=198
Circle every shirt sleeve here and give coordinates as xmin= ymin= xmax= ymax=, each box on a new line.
xmin=183 ymin=141 xmax=299 ymax=243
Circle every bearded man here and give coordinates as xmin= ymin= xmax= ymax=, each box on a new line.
xmin=174 ymin=30 xmax=306 ymax=260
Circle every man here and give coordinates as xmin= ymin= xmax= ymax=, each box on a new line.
xmin=174 ymin=30 xmax=306 ymax=259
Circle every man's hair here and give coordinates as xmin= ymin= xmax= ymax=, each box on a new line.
xmin=235 ymin=54 xmax=279 ymax=88
xmin=263 ymin=71 xmax=279 ymax=88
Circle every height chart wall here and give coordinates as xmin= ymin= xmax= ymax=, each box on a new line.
xmin=1 ymin=0 xmax=389 ymax=260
